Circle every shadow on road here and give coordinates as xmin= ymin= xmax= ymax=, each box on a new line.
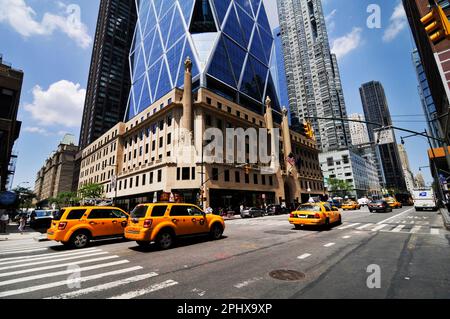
xmin=128 ymin=235 xmax=229 ymax=253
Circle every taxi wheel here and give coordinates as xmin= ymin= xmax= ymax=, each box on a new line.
xmin=323 ymin=218 xmax=330 ymax=230
xmin=337 ymin=215 xmax=342 ymax=225
xmin=210 ymin=224 xmax=224 ymax=240
xmin=70 ymin=231 xmax=91 ymax=249
xmin=156 ymin=230 xmax=174 ymax=250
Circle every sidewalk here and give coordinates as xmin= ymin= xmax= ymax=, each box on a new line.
xmin=0 ymin=223 xmax=47 ymax=242
xmin=440 ymin=208 xmax=450 ymax=230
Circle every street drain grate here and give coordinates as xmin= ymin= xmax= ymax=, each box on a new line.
xmin=269 ymin=270 xmax=305 ymax=281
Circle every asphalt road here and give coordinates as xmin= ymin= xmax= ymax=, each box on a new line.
xmin=0 ymin=206 xmax=449 ymax=299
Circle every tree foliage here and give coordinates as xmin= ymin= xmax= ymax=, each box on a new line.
xmin=78 ymin=183 xmax=104 ymax=200
xmin=327 ymin=178 xmax=353 ymax=197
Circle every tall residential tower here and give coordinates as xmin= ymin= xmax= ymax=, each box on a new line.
xmin=79 ymin=0 xmax=137 ymax=149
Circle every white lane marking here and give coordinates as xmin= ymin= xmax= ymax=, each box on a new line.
xmin=410 ymin=226 xmax=422 ymax=233
xmin=342 ymin=236 xmax=351 ymax=239
xmin=297 ymin=254 xmax=311 ymax=260
xmin=324 ymin=243 xmax=335 ymax=247
xmin=356 ymin=223 xmax=374 ymax=230
xmin=391 ymin=225 xmax=406 ymax=232
xmin=0 ymin=243 xmax=54 ymax=250
xmin=109 ymin=280 xmax=179 ymax=299
xmin=234 ymin=277 xmax=264 ymax=289
xmin=430 ymin=229 xmax=440 ymax=235
xmin=371 ymin=224 xmax=388 ymax=232
xmin=0 ymin=266 xmax=142 ymax=298
xmin=376 ymin=208 xmax=414 ymax=225
xmin=0 ymin=255 xmax=119 ymax=278
xmin=0 ymin=251 xmax=108 ymax=270
xmin=337 ymin=223 xmax=361 ymax=230
xmin=0 ymin=248 xmax=48 ymax=255
xmin=46 ymin=272 xmax=159 ymax=299
xmin=0 ymin=260 xmax=129 ymax=287
xmin=0 ymin=248 xmax=102 ymax=264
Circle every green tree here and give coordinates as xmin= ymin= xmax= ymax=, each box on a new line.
xmin=79 ymin=183 xmax=104 ymax=200
xmin=48 ymin=192 xmax=81 ymax=208
xmin=327 ymin=178 xmax=354 ymax=198
xmin=12 ymin=187 xmax=36 ymax=210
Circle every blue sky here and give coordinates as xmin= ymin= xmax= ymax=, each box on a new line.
xmin=0 ymin=0 xmax=432 ymax=189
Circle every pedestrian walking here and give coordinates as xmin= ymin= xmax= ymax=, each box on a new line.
xmin=0 ymin=208 xmax=8 ymax=234
xmin=18 ymin=213 xmax=27 ymax=234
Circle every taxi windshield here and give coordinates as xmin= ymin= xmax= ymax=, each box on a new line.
xmin=296 ymin=205 xmax=321 ymax=212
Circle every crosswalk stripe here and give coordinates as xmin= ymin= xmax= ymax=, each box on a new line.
xmin=0 ymin=245 xmax=53 ymax=253
xmin=0 ymin=266 xmax=143 ymax=298
xmin=371 ymin=224 xmax=388 ymax=232
xmin=297 ymin=254 xmax=311 ymax=260
xmin=0 ymin=255 xmax=119 ymax=278
xmin=0 ymin=248 xmax=101 ymax=264
xmin=391 ymin=225 xmax=406 ymax=232
xmin=0 ymin=248 xmax=48 ymax=255
xmin=0 ymin=243 xmax=51 ymax=250
xmin=410 ymin=226 xmax=422 ymax=233
xmin=356 ymin=223 xmax=374 ymax=230
xmin=337 ymin=223 xmax=360 ymax=230
xmin=0 ymin=251 xmax=109 ymax=270
xmin=46 ymin=272 xmax=159 ymax=299
xmin=324 ymin=243 xmax=335 ymax=247
xmin=430 ymin=229 xmax=440 ymax=235
xmin=109 ymin=280 xmax=179 ymax=299
xmin=0 ymin=260 xmax=130 ymax=287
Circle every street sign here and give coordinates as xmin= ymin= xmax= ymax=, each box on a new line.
xmin=0 ymin=191 xmax=17 ymax=206
xmin=374 ymin=128 xmax=395 ymax=145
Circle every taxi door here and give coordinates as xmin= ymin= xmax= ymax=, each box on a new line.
xmin=110 ymin=209 xmax=129 ymax=235
xmin=86 ymin=209 xmax=113 ymax=237
xmin=186 ymin=205 xmax=208 ymax=234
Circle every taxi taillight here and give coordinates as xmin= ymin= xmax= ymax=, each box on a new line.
xmin=143 ymin=219 xmax=153 ymax=228
xmin=58 ymin=222 xmax=67 ymax=230
xmin=289 ymin=214 xmax=295 ymax=218
xmin=314 ymin=213 xmax=321 ymax=219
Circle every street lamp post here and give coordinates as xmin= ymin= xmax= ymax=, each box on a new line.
xmin=106 ymin=164 xmax=119 ymax=205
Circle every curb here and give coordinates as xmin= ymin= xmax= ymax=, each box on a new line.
xmin=439 ymin=209 xmax=450 ymax=230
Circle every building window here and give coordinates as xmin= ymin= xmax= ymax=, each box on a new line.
xmin=262 ymin=175 xmax=266 ymax=185
xmin=177 ymin=168 xmax=181 ymax=180
xmin=159 ymin=137 xmax=163 ymax=148
xmin=150 ymin=172 xmax=154 ymax=184
xmin=130 ymin=177 xmax=133 ymax=188
xmin=207 ymin=97 xmax=212 ymax=105
xmin=135 ymin=176 xmax=139 ymax=187
xmin=142 ymin=174 xmax=146 ymax=186
xmin=157 ymin=170 xmax=162 ymax=182
xmin=269 ymin=176 xmax=273 ymax=186
xmin=235 ymin=171 xmax=240 ymax=183
xmin=167 ymin=133 xmax=172 ymax=145
xmin=224 ymin=170 xmax=230 ymax=182
xmin=182 ymin=167 xmax=190 ymax=180
xmin=245 ymin=173 xmax=250 ymax=184
xmin=192 ymin=167 xmax=196 ymax=180
xmin=212 ymin=168 xmax=219 ymax=181
xmin=253 ymin=174 xmax=258 ymax=184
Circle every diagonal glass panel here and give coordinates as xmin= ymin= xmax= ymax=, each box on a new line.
xmin=234 ymin=0 xmax=254 ymax=18
xmin=178 ymin=0 xmax=195 ymax=26
xmin=223 ymin=35 xmax=246 ymax=86
xmin=133 ymin=74 xmax=146 ymax=111
xmin=149 ymin=28 xmax=164 ymax=67
xmin=249 ymin=0 xmax=261 ymax=15
xmin=134 ymin=45 xmax=147 ymax=81
xmin=143 ymin=27 xmax=156 ymax=66
xmin=249 ymin=55 xmax=267 ymax=99
xmin=257 ymin=2 xmax=271 ymax=34
xmin=240 ymin=56 xmax=260 ymax=100
xmin=143 ymin=2 xmax=157 ymax=38
xmin=139 ymin=76 xmax=152 ymax=112
xmin=235 ymin=5 xmax=254 ymax=49
xmin=211 ymin=0 xmax=231 ymax=28
xmin=154 ymin=0 xmax=164 ymax=19
xmin=127 ymin=89 xmax=136 ymax=120
xmin=264 ymin=73 xmax=281 ymax=111
xmin=166 ymin=37 xmax=185 ymax=86
xmin=177 ymin=39 xmax=200 ymax=88
xmin=167 ymin=6 xmax=186 ymax=50
xmin=223 ymin=4 xmax=246 ymax=49
xmin=258 ymin=26 xmax=273 ymax=63
xmin=207 ymin=36 xmax=237 ymax=88
xmin=155 ymin=60 xmax=172 ymax=102
xmin=159 ymin=6 xmax=175 ymax=49
xmin=160 ymin=0 xmax=176 ymax=19
xmin=190 ymin=0 xmax=218 ymax=33
xmin=148 ymin=58 xmax=163 ymax=102
xmin=249 ymin=27 xmax=268 ymax=65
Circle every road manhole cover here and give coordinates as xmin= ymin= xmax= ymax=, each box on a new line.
xmin=269 ymin=270 xmax=305 ymax=281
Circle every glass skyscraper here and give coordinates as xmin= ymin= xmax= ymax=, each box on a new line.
xmin=126 ymin=0 xmax=281 ymax=120
xmin=272 ymin=26 xmax=289 ymax=111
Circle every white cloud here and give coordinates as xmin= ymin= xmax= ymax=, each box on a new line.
xmin=24 ymin=80 xmax=86 ymax=128
xmin=325 ymin=9 xmax=337 ymax=33
xmin=383 ymin=2 xmax=407 ymax=42
xmin=23 ymin=127 xmax=49 ymax=135
xmin=331 ymin=27 xmax=363 ymax=59
xmin=0 ymin=0 xmax=92 ymax=48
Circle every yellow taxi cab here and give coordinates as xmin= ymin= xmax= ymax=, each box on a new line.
xmin=47 ymin=207 xmax=129 ymax=249
xmin=125 ymin=203 xmax=225 ymax=250
xmin=341 ymin=200 xmax=361 ymax=211
xmin=386 ymin=197 xmax=403 ymax=209
xmin=289 ymin=202 xmax=342 ymax=229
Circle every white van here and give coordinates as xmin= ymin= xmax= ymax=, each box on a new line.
xmin=412 ymin=188 xmax=437 ymax=211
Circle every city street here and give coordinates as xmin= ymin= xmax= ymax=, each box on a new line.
xmin=0 ymin=207 xmax=449 ymax=299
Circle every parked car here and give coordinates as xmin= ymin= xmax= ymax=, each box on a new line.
xmin=47 ymin=206 xmax=129 ymax=248
xmin=266 ymin=205 xmax=286 ymax=215
xmin=29 ymin=210 xmax=56 ymax=229
xmin=289 ymin=203 xmax=342 ymax=229
xmin=368 ymin=200 xmax=393 ymax=213
xmin=125 ymin=203 xmax=225 ymax=250
xmin=241 ymin=207 xmax=265 ymax=218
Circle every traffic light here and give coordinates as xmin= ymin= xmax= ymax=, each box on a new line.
xmin=304 ymin=122 xmax=315 ymax=140
xmin=421 ymin=1 xmax=450 ymax=45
